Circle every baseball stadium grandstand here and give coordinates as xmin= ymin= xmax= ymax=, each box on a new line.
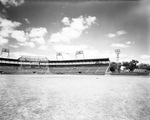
xmin=0 ymin=48 xmax=110 ymax=75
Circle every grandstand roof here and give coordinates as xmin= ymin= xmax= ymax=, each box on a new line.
xmin=0 ymin=57 xmax=18 ymax=62
xmin=0 ymin=56 xmax=109 ymax=63
xmin=18 ymin=56 xmax=49 ymax=62
xmin=49 ymin=58 xmax=110 ymax=63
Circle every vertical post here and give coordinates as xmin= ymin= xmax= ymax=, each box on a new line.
xmin=115 ymin=49 xmax=120 ymax=73
xmin=83 ymin=52 xmax=85 ymax=59
xmin=38 ymin=62 xmax=40 ymax=68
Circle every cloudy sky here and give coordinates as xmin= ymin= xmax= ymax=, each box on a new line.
xmin=0 ymin=0 xmax=149 ymax=63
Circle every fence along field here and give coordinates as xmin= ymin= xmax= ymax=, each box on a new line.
xmin=0 ymin=75 xmax=150 ymax=120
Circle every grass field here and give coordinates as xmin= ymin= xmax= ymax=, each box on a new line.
xmin=0 ymin=75 xmax=150 ymax=120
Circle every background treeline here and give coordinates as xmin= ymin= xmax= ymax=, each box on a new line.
xmin=109 ymin=60 xmax=150 ymax=73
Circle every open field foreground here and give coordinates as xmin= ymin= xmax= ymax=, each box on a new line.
xmin=0 ymin=75 xmax=150 ymax=120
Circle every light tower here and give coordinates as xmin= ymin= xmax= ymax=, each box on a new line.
xmin=56 ymin=52 xmax=63 ymax=60
xmin=75 ymin=50 xmax=85 ymax=59
xmin=115 ymin=49 xmax=121 ymax=73
xmin=115 ymin=49 xmax=120 ymax=63
xmin=1 ymin=48 xmax=10 ymax=58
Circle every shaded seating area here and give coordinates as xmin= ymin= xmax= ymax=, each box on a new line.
xmin=0 ymin=64 xmax=19 ymax=74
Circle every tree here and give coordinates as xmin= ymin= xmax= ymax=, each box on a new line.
xmin=109 ymin=62 xmax=117 ymax=72
xmin=109 ymin=62 xmax=121 ymax=73
xmin=138 ymin=63 xmax=150 ymax=71
xmin=130 ymin=60 xmax=138 ymax=71
xmin=122 ymin=60 xmax=138 ymax=72
xmin=117 ymin=62 xmax=122 ymax=73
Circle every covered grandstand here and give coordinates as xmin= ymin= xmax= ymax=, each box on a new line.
xmin=0 ymin=55 xmax=110 ymax=75
xmin=49 ymin=58 xmax=110 ymax=75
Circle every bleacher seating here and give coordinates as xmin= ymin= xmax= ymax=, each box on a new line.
xmin=0 ymin=57 xmax=110 ymax=75
xmin=49 ymin=64 xmax=109 ymax=75
xmin=18 ymin=66 xmax=51 ymax=74
xmin=0 ymin=65 xmax=19 ymax=74
xmin=0 ymin=64 xmax=109 ymax=75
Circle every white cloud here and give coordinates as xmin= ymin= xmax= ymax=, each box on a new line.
xmin=110 ymin=41 xmax=133 ymax=49
xmin=0 ymin=17 xmax=21 ymax=47
xmin=50 ymin=33 xmax=62 ymax=43
xmin=25 ymin=42 xmax=35 ymax=48
xmin=11 ymin=30 xmax=27 ymax=42
xmin=116 ymin=30 xmax=127 ymax=36
xmin=18 ymin=42 xmax=35 ymax=48
xmin=126 ymin=41 xmax=134 ymax=45
xmin=106 ymin=33 xmax=116 ymax=38
xmin=9 ymin=44 xmax=19 ymax=48
xmin=0 ymin=17 xmax=21 ymax=37
xmin=140 ymin=55 xmax=150 ymax=64
xmin=70 ymin=16 xmax=87 ymax=30
xmin=50 ymin=15 xmax=97 ymax=43
xmin=0 ymin=28 xmax=16 ymax=38
xmin=28 ymin=27 xmax=47 ymax=38
xmin=0 ymin=36 xmax=8 ymax=45
xmin=0 ymin=17 xmax=48 ymax=49
xmin=0 ymin=0 xmax=24 ymax=7
xmin=53 ymin=44 xmax=88 ymax=53
xmin=61 ymin=17 xmax=70 ymax=25
xmin=111 ymin=43 xmax=129 ymax=48
xmin=60 ymin=27 xmax=82 ymax=42
xmin=106 ymin=30 xmax=127 ymax=39
xmin=140 ymin=55 xmax=150 ymax=59
xmin=25 ymin=27 xmax=47 ymax=46
xmin=8 ymin=27 xmax=48 ymax=47
xmin=0 ymin=18 xmax=21 ymax=29
xmin=85 ymin=16 xmax=96 ymax=26
xmin=126 ymin=41 xmax=131 ymax=45
xmin=31 ymin=37 xmax=45 ymax=44
xmin=39 ymin=45 xmax=49 ymax=50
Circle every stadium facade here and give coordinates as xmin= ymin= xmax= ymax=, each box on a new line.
xmin=0 ymin=55 xmax=110 ymax=75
